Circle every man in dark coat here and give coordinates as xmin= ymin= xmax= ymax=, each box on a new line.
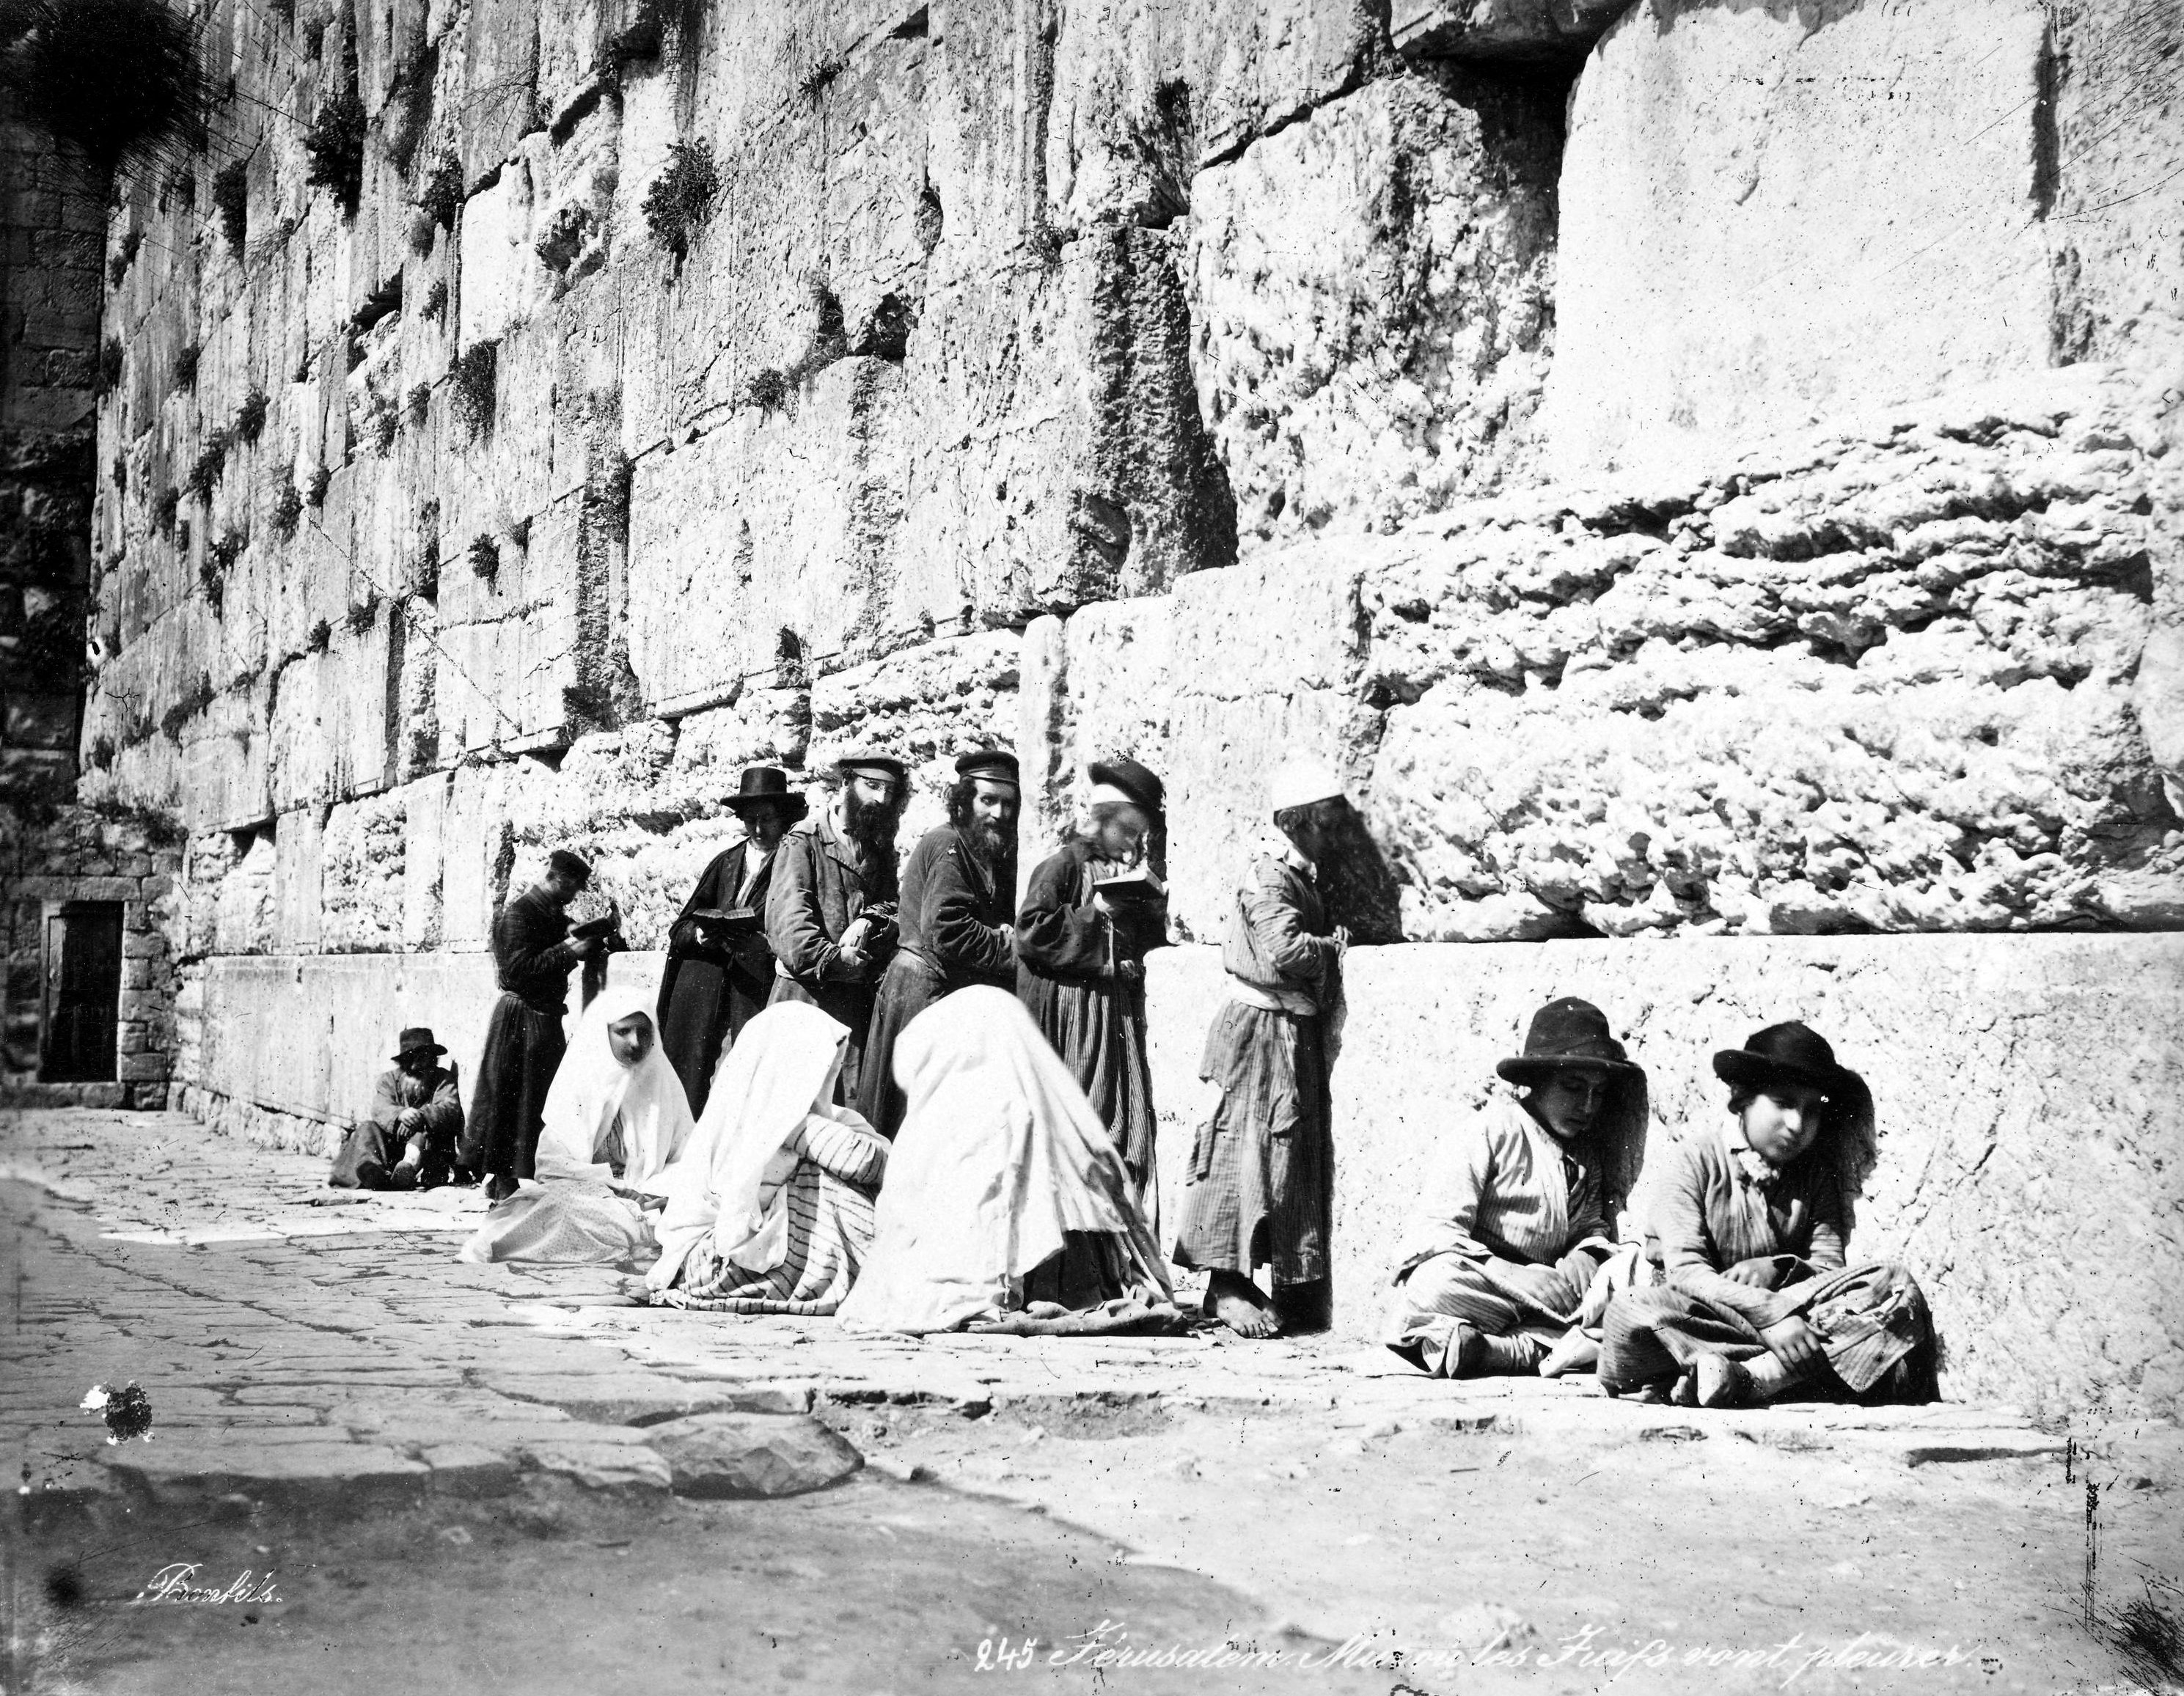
xmin=656 ymin=766 xmax=807 ymax=1117
xmin=459 ymin=848 xmax=604 ymax=1198
xmin=764 ymin=754 xmax=906 ymax=1104
xmin=857 ymin=749 xmax=1020 ymax=1139
xmin=1015 ymin=756 xmax=1167 ymax=1232
xmin=330 ymin=1027 xmax=464 ymax=1191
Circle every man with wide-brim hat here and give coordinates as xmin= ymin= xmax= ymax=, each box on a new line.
xmin=331 ymin=1027 xmax=464 ymax=1192
xmin=461 ymin=846 xmax=609 ymax=1197
xmin=1015 ymin=755 xmax=1169 ymax=1228
xmin=764 ymin=751 xmax=908 ymax=1104
xmin=1173 ymin=754 xmax=1353 ymax=1337
xmin=858 ymin=749 xmax=1023 ymax=1139
xmin=1599 ymin=1021 xmax=1936 ymax=1409
xmin=657 ymin=767 xmax=810 ymax=1117
xmin=1384 ymin=996 xmax=1641 ymax=1378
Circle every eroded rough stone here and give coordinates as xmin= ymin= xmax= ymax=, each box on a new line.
xmin=100 ymin=1439 xmax=430 ymax=1505
xmin=520 ymin=1438 xmax=674 ymax=1491
xmin=1143 ymin=931 xmax=2184 ymax=1425
xmin=1390 ymin=0 xmax=1630 ymax=60
xmin=645 ymin=1412 xmax=864 ymax=1498
xmin=1537 ymin=0 xmax=2056 ymax=482
xmin=1188 ymin=67 xmax=1560 ymax=548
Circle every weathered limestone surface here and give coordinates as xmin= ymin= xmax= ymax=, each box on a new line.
xmin=1390 ymin=0 xmax=1630 ymax=61
xmin=1145 ymin=934 xmax=2184 ymax=1425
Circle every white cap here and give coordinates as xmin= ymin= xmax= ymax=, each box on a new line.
xmin=1269 ymin=755 xmax=1344 ymax=815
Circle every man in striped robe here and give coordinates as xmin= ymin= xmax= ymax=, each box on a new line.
xmin=1384 ymin=999 xmax=1642 ymax=1377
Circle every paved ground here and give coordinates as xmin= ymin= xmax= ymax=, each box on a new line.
xmin=3 ymin=1107 xmax=2180 ymax=1695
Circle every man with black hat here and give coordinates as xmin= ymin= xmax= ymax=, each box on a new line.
xmin=656 ymin=766 xmax=807 ymax=1117
xmin=1173 ymin=755 xmax=1352 ymax=1337
xmin=1599 ymin=1022 xmax=1935 ymax=1408
xmin=460 ymin=848 xmax=608 ymax=1199
xmin=1015 ymin=756 xmax=1168 ymax=1228
xmin=857 ymin=749 xmax=1021 ymax=1139
xmin=329 ymin=1027 xmax=463 ymax=1191
xmin=1384 ymin=998 xmax=1641 ymax=1377
xmin=765 ymin=753 xmax=906 ymax=1103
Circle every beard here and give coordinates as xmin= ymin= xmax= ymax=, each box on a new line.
xmin=841 ymin=785 xmax=901 ymax=854
xmin=965 ymin=815 xmax=1015 ymax=873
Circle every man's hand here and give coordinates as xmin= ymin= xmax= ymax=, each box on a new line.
xmin=1759 ymin=1315 xmax=1822 ymax=1371
xmin=1113 ymin=959 xmax=1143 ymax=984
xmin=568 ymin=934 xmax=605 ymax=962
xmin=1724 ymin=1257 xmax=1780 ymax=1289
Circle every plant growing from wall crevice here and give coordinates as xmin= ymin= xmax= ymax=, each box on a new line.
xmin=450 ymin=339 xmax=498 ymax=438
xmin=97 ymin=338 xmax=125 ymax=395
xmin=307 ymin=615 xmax=331 ymax=651
xmin=345 ymin=589 xmax=379 ymax=634
xmin=306 ymin=466 xmax=331 ymax=507
xmin=270 ymin=480 xmax=302 ymax=539
xmin=304 ymin=84 xmax=366 ymax=216
xmin=467 ymin=532 xmax=499 ymax=584
xmin=183 ymin=436 xmax=228 ymax=502
xmin=232 ymin=388 xmax=268 ymax=443
xmin=421 ymin=278 xmax=447 ymax=321
xmin=153 ymin=487 xmax=179 ymax=533
xmin=642 ymin=141 xmax=718 ymax=261
xmin=408 ymin=382 xmax=430 ymax=425
xmin=173 ymin=342 xmax=199 ymax=388
xmin=0 ymin=0 xmax=211 ymax=177
xmin=211 ymin=158 xmax=248 ymax=251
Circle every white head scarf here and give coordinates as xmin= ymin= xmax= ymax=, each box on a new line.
xmin=534 ymin=983 xmax=693 ymax=1190
xmin=645 ymin=1001 xmax=857 ymax=1291
xmin=836 ymin=985 xmax=1171 ymax=1334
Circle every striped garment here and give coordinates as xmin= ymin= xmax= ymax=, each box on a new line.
xmin=1396 ymin=1093 xmax=1612 ymax=1274
xmin=654 ymin=1114 xmax=884 ymax=1315
xmin=1382 ymin=1255 xmax=1580 ymax=1376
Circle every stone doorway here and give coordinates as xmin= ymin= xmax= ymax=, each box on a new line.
xmin=41 ymin=901 xmax=122 ymax=1083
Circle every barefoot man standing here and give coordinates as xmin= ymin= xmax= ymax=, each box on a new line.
xmin=1172 ymin=756 xmax=1350 ymax=1337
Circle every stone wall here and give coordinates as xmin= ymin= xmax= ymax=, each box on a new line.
xmin=180 ymin=932 xmax=2183 ymax=1423
xmin=17 ymin=0 xmax=2179 ymax=1419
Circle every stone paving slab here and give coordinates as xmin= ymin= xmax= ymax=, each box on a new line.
xmin=2 ymin=1108 xmax=2095 ymax=1519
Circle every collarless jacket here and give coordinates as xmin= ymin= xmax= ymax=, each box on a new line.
xmin=765 ymin=811 xmax=899 ymax=992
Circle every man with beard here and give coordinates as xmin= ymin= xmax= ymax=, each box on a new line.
xmin=765 ymin=753 xmax=906 ymax=1103
xmin=656 ymin=766 xmax=808 ymax=1117
xmin=1015 ymin=757 xmax=1167 ymax=1233
xmin=857 ymin=749 xmax=1021 ymax=1139
xmin=461 ymin=848 xmax=607 ymax=1200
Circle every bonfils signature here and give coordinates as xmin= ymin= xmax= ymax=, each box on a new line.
xmin=134 ymin=1564 xmax=280 ymax=1606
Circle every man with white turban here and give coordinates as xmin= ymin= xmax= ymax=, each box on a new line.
xmin=645 ymin=1002 xmax=889 ymax=1315
xmin=458 ymin=985 xmax=693 ymax=1266
xmin=1172 ymin=755 xmax=1350 ymax=1337
xmin=838 ymin=986 xmax=1177 ymax=1336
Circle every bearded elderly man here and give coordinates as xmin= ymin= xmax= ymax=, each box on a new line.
xmin=1173 ymin=755 xmax=1351 ymax=1338
xmin=765 ymin=754 xmax=906 ymax=1104
xmin=1385 ymin=999 xmax=1641 ymax=1377
xmin=857 ymin=749 xmax=1021 ymax=1140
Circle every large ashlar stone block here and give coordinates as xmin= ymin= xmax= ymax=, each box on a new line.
xmin=434 ymin=490 xmax=582 ymax=755
xmin=1187 ymin=68 xmax=1560 ymax=551
xmin=1366 ymin=367 xmax=2179 ymax=939
xmin=1390 ymin=0 xmax=1631 ymax=60
xmin=1017 ymin=596 xmax=1176 ymax=853
xmin=628 ymin=358 xmax=908 ymax=709
xmin=1538 ymin=0 xmax=2056 ymax=482
xmin=1143 ymin=931 xmax=2184 ymax=1423
xmin=320 ymin=790 xmax=408 ymax=953
xmin=900 ymin=229 xmax=1234 ymax=632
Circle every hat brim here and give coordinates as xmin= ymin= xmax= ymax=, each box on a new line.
xmin=1712 ymin=1050 xmax=1847 ymax=1096
xmin=1498 ymin=1055 xmax=1641 ymax=1086
xmin=395 ymin=1044 xmax=447 ymax=1060
xmin=726 ymin=793 xmax=808 ymax=820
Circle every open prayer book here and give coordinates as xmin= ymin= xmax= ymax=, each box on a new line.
xmin=1092 ymin=866 xmax=1167 ymax=905
xmin=688 ymin=906 xmax=763 ymax=934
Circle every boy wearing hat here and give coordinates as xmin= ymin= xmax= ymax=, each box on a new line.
xmin=859 ymin=749 xmax=1022 ymax=1139
xmin=1016 ymin=756 xmax=1168 ymax=1225
xmin=1599 ymin=1023 xmax=1935 ymax=1408
xmin=461 ymin=848 xmax=608 ymax=1197
xmin=1173 ymin=755 xmax=1351 ymax=1337
xmin=765 ymin=754 xmax=907 ymax=1104
xmin=330 ymin=1027 xmax=464 ymax=1191
xmin=657 ymin=766 xmax=807 ymax=1117
xmin=1384 ymin=999 xmax=1639 ymax=1376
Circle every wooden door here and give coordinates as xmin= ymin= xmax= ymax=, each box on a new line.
xmin=42 ymin=903 xmax=124 ymax=1083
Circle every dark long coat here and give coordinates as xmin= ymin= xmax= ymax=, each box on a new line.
xmin=764 ymin=810 xmax=899 ymax=1103
xmin=656 ymin=840 xmax=780 ymax=1117
xmin=460 ymin=887 xmax=576 ymax=1181
xmin=857 ymin=824 xmax=1016 ymax=1138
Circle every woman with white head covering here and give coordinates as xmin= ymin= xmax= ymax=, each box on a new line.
xmin=838 ymin=985 xmax=1178 ymax=1336
xmin=645 ymin=1002 xmax=889 ymax=1314
xmin=458 ymin=984 xmax=693 ymax=1266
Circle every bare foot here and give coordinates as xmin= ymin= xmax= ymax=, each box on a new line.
xmin=1202 ymin=1269 xmax=1280 ymax=1338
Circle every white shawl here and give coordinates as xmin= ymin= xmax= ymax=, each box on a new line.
xmin=836 ymin=985 xmax=1172 ymax=1334
xmin=645 ymin=1001 xmax=862 ymax=1291
xmin=534 ymin=984 xmax=692 ymax=1192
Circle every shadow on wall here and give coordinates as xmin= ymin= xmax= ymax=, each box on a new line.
xmin=1319 ymin=804 xmax=1404 ymax=947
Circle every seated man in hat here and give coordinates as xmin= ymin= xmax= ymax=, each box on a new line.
xmin=1384 ymin=999 xmax=1640 ymax=1377
xmin=331 ymin=1027 xmax=463 ymax=1191
xmin=1173 ymin=755 xmax=1350 ymax=1338
xmin=858 ymin=749 xmax=1021 ymax=1139
xmin=1016 ymin=757 xmax=1168 ymax=1232
xmin=658 ymin=766 xmax=807 ymax=1118
xmin=1599 ymin=1023 xmax=1935 ymax=1408
xmin=766 ymin=754 xmax=906 ymax=1105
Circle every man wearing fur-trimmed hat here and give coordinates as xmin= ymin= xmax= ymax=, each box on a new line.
xmin=1383 ymin=998 xmax=1641 ymax=1376
xmin=1173 ymin=755 xmax=1352 ymax=1337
